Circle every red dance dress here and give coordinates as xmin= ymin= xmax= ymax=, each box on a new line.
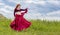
xmin=10 ymin=9 xmax=31 ymax=31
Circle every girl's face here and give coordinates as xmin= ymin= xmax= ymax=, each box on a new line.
xmin=17 ymin=5 xmax=21 ymax=10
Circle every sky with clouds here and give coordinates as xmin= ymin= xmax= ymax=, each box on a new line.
xmin=0 ymin=0 xmax=60 ymax=21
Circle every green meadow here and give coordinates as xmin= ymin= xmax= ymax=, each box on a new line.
xmin=0 ymin=18 xmax=60 ymax=35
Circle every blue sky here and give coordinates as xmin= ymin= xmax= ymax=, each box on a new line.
xmin=0 ymin=0 xmax=60 ymax=21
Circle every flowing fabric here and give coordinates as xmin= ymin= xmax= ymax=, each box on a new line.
xmin=10 ymin=9 xmax=31 ymax=31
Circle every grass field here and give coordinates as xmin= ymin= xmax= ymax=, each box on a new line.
xmin=0 ymin=19 xmax=60 ymax=35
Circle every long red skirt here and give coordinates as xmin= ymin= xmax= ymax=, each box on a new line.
xmin=10 ymin=15 xmax=31 ymax=31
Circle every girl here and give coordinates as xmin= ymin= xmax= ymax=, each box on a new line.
xmin=10 ymin=4 xmax=31 ymax=32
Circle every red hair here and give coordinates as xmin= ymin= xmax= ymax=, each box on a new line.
xmin=15 ymin=4 xmax=21 ymax=10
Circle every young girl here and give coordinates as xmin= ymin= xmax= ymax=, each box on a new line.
xmin=10 ymin=4 xmax=31 ymax=32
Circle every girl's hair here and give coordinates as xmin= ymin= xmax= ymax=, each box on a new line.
xmin=15 ymin=4 xmax=21 ymax=10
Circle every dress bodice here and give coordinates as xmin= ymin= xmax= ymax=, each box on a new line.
xmin=14 ymin=9 xmax=27 ymax=17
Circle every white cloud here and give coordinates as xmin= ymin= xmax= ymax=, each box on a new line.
xmin=25 ymin=0 xmax=33 ymax=3
xmin=7 ymin=0 xmax=60 ymax=6
xmin=47 ymin=10 xmax=60 ymax=16
xmin=0 ymin=2 xmax=14 ymax=19
xmin=25 ymin=1 xmax=46 ymax=5
xmin=47 ymin=1 xmax=60 ymax=5
xmin=7 ymin=0 xmax=21 ymax=4
xmin=0 ymin=2 xmax=5 ymax=5
xmin=0 ymin=0 xmax=3 ymax=2
xmin=4 ymin=5 xmax=14 ymax=11
xmin=25 ymin=13 xmax=42 ymax=19
xmin=0 ymin=8 xmax=11 ymax=13
xmin=0 ymin=2 xmax=14 ymax=13
xmin=7 ymin=0 xmax=46 ymax=5
xmin=47 ymin=0 xmax=58 ymax=1
xmin=0 ymin=7 xmax=14 ymax=19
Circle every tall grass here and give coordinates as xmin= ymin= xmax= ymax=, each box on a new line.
xmin=0 ymin=19 xmax=60 ymax=35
